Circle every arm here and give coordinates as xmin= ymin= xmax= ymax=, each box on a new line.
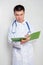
xmin=21 ymin=22 xmax=35 ymax=44
xmin=8 ymin=24 xmax=13 ymax=44
xmin=8 ymin=22 xmax=21 ymax=48
xmin=21 ymin=21 xmax=31 ymax=44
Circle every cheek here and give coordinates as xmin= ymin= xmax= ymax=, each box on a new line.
xmin=21 ymin=15 xmax=24 ymax=19
xmin=15 ymin=16 xmax=19 ymax=19
xmin=20 ymin=15 xmax=24 ymax=18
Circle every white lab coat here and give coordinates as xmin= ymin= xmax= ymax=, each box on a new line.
xmin=8 ymin=20 xmax=34 ymax=65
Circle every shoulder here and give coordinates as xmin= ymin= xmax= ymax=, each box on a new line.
xmin=25 ymin=20 xmax=35 ymax=33
xmin=25 ymin=20 xmax=30 ymax=25
xmin=8 ymin=20 xmax=16 ymax=29
xmin=25 ymin=20 xmax=31 ymax=27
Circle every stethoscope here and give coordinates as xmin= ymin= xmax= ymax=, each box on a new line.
xmin=12 ymin=20 xmax=31 ymax=34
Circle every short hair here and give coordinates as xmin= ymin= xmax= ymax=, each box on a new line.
xmin=13 ymin=5 xmax=25 ymax=13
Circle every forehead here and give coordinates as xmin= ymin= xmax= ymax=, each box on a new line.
xmin=14 ymin=10 xmax=25 ymax=14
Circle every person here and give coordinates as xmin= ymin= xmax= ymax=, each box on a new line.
xmin=8 ymin=5 xmax=34 ymax=65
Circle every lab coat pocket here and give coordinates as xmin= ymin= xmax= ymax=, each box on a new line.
xmin=13 ymin=42 xmax=21 ymax=48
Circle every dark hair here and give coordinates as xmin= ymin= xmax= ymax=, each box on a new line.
xmin=13 ymin=5 xmax=25 ymax=13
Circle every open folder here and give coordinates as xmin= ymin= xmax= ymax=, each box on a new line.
xmin=11 ymin=31 xmax=40 ymax=42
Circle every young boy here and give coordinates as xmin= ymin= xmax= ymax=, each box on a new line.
xmin=8 ymin=5 xmax=34 ymax=65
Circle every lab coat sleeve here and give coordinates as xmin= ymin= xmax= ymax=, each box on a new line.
xmin=27 ymin=21 xmax=36 ymax=44
xmin=8 ymin=24 xmax=13 ymax=44
xmin=8 ymin=21 xmax=16 ymax=44
xmin=8 ymin=22 xmax=21 ymax=48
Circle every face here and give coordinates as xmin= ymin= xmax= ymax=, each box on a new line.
xmin=14 ymin=10 xmax=25 ymax=23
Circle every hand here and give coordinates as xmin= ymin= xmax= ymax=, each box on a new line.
xmin=21 ymin=34 xmax=30 ymax=44
xmin=21 ymin=39 xmax=27 ymax=44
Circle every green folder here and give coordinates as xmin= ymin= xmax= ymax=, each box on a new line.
xmin=11 ymin=31 xmax=40 ymax=42
xmin=11 ymin=37 xmax=26 ymax=42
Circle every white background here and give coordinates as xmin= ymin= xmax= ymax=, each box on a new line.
xmin=0 ymin=0 xmax=43 ymax=65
